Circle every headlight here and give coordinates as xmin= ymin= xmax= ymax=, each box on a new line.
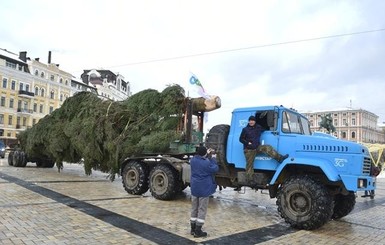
xmin=357 ymin=179 xmax=367 ymax=188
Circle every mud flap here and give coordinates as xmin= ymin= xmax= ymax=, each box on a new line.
xmin=182 ymin=163 xmax=191 ymax=184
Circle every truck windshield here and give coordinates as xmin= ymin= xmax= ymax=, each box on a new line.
xmin=282 ymin=111 xmax=311 ymax=135
xmin=300 ymin=116 xmax=312 ymax=135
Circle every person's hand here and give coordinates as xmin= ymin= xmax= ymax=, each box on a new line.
xmin=207 ymin=148 xmax=215 ymax=158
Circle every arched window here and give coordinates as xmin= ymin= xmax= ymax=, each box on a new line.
xmin=341 ymin=131 xmax=347 ymax=138
xmin=65 ymin=80 xmax=68 ymax=85
xmin=34 ymin=70 xmax=39 ymax=76
xmin=41 ymin=88 xmax=45 ymax=97
xmin=50 ymin=90 xmax=55 ymax=99
xmin=35 ymin=87 xmax=39 ymax=95
xmin=59 ymin=78 xmax=63 ymax=84
xmin=352 ymin=131 xmax=356 ymax=139
xmin=41 ymin=72 xmax=45 ymax=78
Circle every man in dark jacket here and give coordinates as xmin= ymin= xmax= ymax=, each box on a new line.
xmin=239 ymin=116 xmax=288 ymax=183
xmin=189 ymin=146 xmax=219 ymax=237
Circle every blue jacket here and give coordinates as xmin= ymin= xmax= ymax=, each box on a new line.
xmin=190 ymin=155 xmax=219 ymax=197
xmin=239 ymin=124 xmax=264 ymax=150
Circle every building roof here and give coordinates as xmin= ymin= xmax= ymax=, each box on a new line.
xmin=87 ymin=69 xmax=101 ymax=77
xmin=83 ymin=69 xmax=117 ymax=79
xmin=302 ymin=107 xmax=361 ymax=113
xmin=0 ymin=48 xmax=26 ymax=64
xmin=301 ymin=107 xmax=378 ymax=117
xmin=71 ymin=77 xmax=96 ymax=89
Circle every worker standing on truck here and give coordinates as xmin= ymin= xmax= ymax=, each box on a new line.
xmin=239 ymin=115 xmax=288 ymax=184
xmin=189 ymin=146 xmax=219 ymax=238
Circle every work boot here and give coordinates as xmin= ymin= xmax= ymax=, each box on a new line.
xmin=278 ymin=154 xmax=289 ymax=163
xmin=190 ymin=221 xmax=196 ymax=235
xmin=194 ymin=225 xmax=207 ymax=238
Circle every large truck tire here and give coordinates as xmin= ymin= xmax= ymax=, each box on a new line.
xmin=42 ymin=159 xmax=55 ymax=168
xmin=205 ymin=124 xmax=230 ymax=165
xmin=332 ymin=192 xmax=356 ymax=219
xmin=19 ymin=151 xmax=27 ymax=167
xmin=35 ymin=158 xmax=55 ymax=168
xmin=276 ymin=175 xmax=333 ymax=230
xmin=122 ymin=160 xmax=149 ymax=195
xmin=8 ymin=151 xmax=14 ymax=166
xmin=149 ymin=164 xmax=178 ymax=200
xmin=12 ymin=151 xmax=27 ymax=167
xmin=12 ymin=150 xmax=19 ymax=167
xmin=177 ymin=181 xmax=189 ymax=193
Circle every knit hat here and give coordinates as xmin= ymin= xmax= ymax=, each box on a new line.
xmin=197 ymin=146 xmax=207 ymax=156
xmin=248 ymin=116 xmax=256 ymax=121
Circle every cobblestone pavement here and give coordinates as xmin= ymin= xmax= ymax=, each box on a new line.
xmin=1 ymin=154 xmax=385 ymax=245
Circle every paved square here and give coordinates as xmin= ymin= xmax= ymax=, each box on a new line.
xmin=1 ymin=155 xmax=384 ymax=244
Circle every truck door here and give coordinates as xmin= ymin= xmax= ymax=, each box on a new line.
xmin=278 ymin=110 xmax=312 ymax=155
xmin=255 ymin=109 xmax=280 ymax=169
xmin=257 ymin=109 xmax=279 ymax=149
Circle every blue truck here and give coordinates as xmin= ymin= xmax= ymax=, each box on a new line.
xmin=205 ymin=105 xmax=376 ymax=230
xmin=120 ymin=103 xmax=376 ymax=230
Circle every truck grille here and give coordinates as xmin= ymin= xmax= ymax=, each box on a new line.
xmin=302 ymin=144 xmax=349 ymax=152
xmin=362 ymin=157 xmax=372 ymax=175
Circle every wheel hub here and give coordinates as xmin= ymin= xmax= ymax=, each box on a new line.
xmin=126 ymin=169 xmax=139 ymax=187
xmin=152 ymin=172 xmax=168 ymax=194
xmin=289 ymin=192 xmax=311 ymax=215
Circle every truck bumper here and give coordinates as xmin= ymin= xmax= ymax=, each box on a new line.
xmin=340 ymin=175 xmax=376 ymax=191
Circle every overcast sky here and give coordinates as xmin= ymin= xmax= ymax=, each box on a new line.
xmin=1 ymin=0 xmax=385 ymax=131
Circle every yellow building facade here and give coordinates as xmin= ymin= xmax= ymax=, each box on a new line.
xmin=0 ymin=49 xmax=72 ymax=146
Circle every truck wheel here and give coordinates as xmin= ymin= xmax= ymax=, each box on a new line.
xmin=12 ymin=151 xmax=21 ymax=167
xmin=42 ymin=159 xmax=55 ymax=168
xmin=176 ymin=181 xmax=189 ymax=193
xmin=332 ymin=192 xmax=356 ymax=219
xmin=12 ymin=151 xmax=27 ymax=167
xmin=8 ymin=151 xmax=14 ymax=166
xmin=179 ymin=182 xmax=189 ymax=191
xmin=149 ymin=164 xmax=178 ymax=200
xmin=276 ymin=175 xmax=333 ymax=230
xmin=19 ymin=151 xmax=27 ymax=167
xmin=122 ymin=161 xmax=149 ymax=195
xmin=205 ymin=124 xmax=230 ymax=165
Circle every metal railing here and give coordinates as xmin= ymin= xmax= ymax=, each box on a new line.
xmin=17 ymin=108 xmax=33 ymax=114
xmin=18 ymin=90 xmax=35 ymax=97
